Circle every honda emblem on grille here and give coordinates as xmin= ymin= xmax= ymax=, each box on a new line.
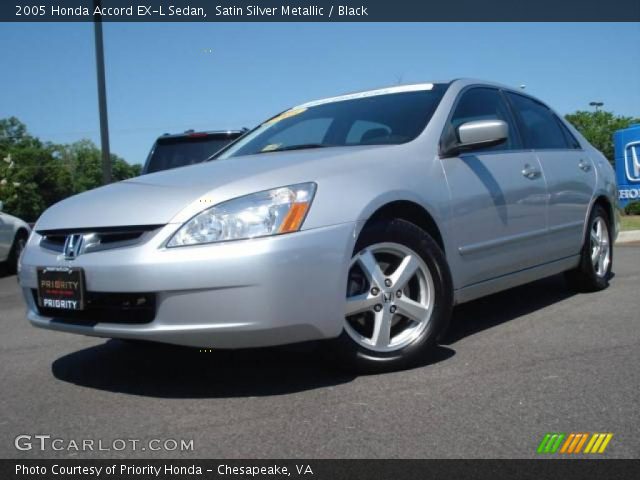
xmin=62 ymin=234 xmax=84 ymax=260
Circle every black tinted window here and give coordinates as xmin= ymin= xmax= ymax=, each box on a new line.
xmin=554 ymin=115 xmax=581 ymax=149
xmin=218 ymin=85 xmax=448 ymax=159
xmin=144 ymin=136 xmax=236 ymax=174
xmin=506 ymin=93 xmax=570 ymax=149
xmin=266 ymin=118 xmax=333 ymax=146
xmin=450 ymin=88 xmax=518 ymax=151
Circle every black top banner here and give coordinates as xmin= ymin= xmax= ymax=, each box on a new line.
xmin=3 ymin=0 xmax=640 ymax=22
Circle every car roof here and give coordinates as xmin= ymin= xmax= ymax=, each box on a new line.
xmin=156 ymin=130 xmax=245 ymax=141
xmin=289 ymin=79 xmax=525 ymax=111
xmin=289 ymin=78 xmax=530 ymax=110
xmin=293 ymin=82 xmax=447 ymax=110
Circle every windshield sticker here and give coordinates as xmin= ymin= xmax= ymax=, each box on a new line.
xmin=261 ymin=143 xmax=282 ymax=152
xmin=296 ymin=83 xmax=434 ymax=109
xmin=264 ymin=107 xmax=307 ymax=126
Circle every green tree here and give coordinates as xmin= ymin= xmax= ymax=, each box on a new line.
xmin=0 ymin=117 xmax=68 ymax=221
xmin=565 ymin=110 xmax=640 ymax=164
xmin=57 ymin=140 xmax=141 ymax=194
xmin=0 ymin=117 xmax=140 ymax=222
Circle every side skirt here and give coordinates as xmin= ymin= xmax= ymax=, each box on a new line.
xmin=453 ymin=255 xmax=580 ymax=305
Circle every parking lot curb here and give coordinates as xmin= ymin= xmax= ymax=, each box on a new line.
xmin=616 ymin=230 xmax=640 ymax=244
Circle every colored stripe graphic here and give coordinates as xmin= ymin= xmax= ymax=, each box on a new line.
xmin=537 ymin=434 xmax=552 ymax=453
xmin=537 ymin=433 xmax=565 ymax=453
xmin=574 ymin=433 xmax=589 ymax=453
xmin=566 ymin=433 xmax=585 ymax=453
xmin=560 ymin=433 xmax=575 ymax=453
xmin=549 ymin=434 xmax=565 ymax=453
xmin=540 ymin=433 xmax=614 ymax=454
xmin=584 ymin=433 xmax=614 ymax=454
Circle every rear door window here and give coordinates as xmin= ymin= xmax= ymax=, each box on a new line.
xmin=506 ymin=93 xmax=571 ymax=150
xmin=554 ymin=115 xmax=582 ymax=149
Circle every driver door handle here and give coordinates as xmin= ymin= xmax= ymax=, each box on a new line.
xmin=522 ymin=164 xmax=541 ymax=179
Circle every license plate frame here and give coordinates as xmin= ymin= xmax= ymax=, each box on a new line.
xmin=36 ymin=267 xmax=85 ymax=311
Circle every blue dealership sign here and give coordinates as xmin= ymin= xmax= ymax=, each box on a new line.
xmin=614 ymin=124 xmax=640 ymax=207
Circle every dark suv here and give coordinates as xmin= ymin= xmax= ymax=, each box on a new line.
xmin=142 ymin=130 xmax=245 ymax=175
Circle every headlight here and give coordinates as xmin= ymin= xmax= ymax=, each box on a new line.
xmin=167 ymin=182 xmax=316 ymax=247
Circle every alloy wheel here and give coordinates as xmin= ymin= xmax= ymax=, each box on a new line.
xmin=345 ymin=242 xmax=434 ymax=353
xmin=590 ymin=216 xmax=611 ymax=278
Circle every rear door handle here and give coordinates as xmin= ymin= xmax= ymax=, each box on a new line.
xmin=522 ymin=164 xmax=541 ymax=179
xmin=578 ymin=159 xmax=592 ymax=172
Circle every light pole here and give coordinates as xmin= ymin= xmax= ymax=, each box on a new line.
xmin=589 ymin=101 xmax=604 ymax=112
xmin=93 ymin=0 xmax=111 ymax=184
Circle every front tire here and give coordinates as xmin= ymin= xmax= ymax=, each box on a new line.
xmin=565 ymin=205 xmax=612 ymax=292
xmin=329 ymin=219 xmax=453 ymax=373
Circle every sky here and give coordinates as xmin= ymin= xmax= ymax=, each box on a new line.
xmin=1 ymin=22 xmax=639 ymax=164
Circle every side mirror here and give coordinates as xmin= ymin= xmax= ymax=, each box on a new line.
xmin=441 ymin=119 xmax=508 ymax=157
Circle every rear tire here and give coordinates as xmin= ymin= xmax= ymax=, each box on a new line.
xmin=7 ymin=230 xmax=27 ymax=275
xmin=564 ymin=205 xmax=612 ymax=292
xmin=328 ymin=219 xmax=453 ymax=373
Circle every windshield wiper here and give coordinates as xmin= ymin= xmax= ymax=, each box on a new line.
xmin=259 ymin=143 xmax=331 ymax=154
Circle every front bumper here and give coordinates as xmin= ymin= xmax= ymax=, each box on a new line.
xmin=19 ymin=222 xmax=356 ymax=348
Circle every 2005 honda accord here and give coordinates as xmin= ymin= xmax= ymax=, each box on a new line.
xmin=19 ymin=79 xmax=618 ymax=371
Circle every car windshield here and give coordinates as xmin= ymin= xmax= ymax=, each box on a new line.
xmin=144 ymin=136 xmax=237 ymax=174
xmin=216 ymin=84 xmax=448 ymax=159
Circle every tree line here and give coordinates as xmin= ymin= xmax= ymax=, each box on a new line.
xmin=0 ymin=117 xmax=141 ymax=222
xmin=1 ymin=110 xmax=639 ymax=223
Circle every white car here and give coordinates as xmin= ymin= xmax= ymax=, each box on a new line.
xmin=0 ymin=201 xmax=30 ymax=274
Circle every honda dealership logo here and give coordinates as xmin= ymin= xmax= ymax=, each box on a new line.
xmin=624 ymin=141 xmax=640 ymax=182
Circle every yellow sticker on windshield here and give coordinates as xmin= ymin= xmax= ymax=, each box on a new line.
xmin=264 ymin=107 xmax=307 ymax=126
xmin=261 ymin=143 xmax=282 ymax=152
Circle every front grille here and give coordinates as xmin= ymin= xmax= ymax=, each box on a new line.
xmin=38 ymin=225 xmax=163 ymax=254
xmin=32 ymin=290 xmax=156 ymax=325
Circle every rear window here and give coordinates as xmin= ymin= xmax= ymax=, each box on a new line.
xmin=143 ymin=136 xmax=238 ymax=174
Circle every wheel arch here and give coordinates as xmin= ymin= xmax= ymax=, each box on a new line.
xmin=582 ymin=194 xmax=617 ymax=247
xmin=358 ymin=200 xmax=446 ymax=254
xmin=15 ymin=226 xmax=29 ymax=239
xmin=593 ymin=195 xmax=614 ymax=222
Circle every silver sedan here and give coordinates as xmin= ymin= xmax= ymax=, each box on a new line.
xmin=19 ymin=79 xmax=618 ymax=371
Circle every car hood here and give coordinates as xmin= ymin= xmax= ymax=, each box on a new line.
xmin=35 ymin=145 xmax=393 ymax=231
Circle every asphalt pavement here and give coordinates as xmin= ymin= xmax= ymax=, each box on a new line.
xmin=1 ymin=246 xmax=638 ymax=459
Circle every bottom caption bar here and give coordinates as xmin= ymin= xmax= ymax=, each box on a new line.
xmin=3 ymin=459 xmax=639 ymax=480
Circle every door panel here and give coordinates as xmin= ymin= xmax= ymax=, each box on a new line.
xmin=504 ymin=92 xmax=595 ymax=261
xmin=441 ymin=86 xmax=550 ymax=288
xmin=443 ymin=151 xmax=548 ymax=287
xmin=536 ymin=151 xmax=595 ymax=258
